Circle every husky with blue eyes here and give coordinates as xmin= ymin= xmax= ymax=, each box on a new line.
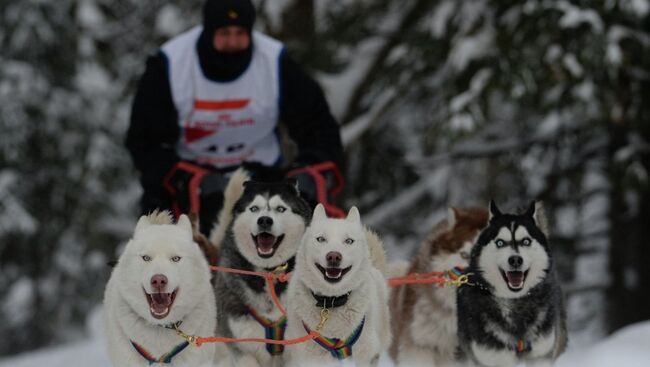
xmin=457 ymin=201 xmax=567 ymax=367
xmin=213 ymin=179 xmax=312 ymax=367
xmin=103 ymin=211 xmax=216 ymax=367
xmin=285 ymin=204 xmax=391 ymax=367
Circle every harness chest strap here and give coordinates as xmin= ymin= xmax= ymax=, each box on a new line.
xmin=130 ymin=340 xmax=190 ymax=365
xmin=129 ymin=321 xmax=198 ymax=364
xmin=246 ymin=305 xmax=288 ymax=355
xmin=302 ymin=317 xmax=365 ymax=360
xmin=511 ymin=339 xmax=532 ymax=355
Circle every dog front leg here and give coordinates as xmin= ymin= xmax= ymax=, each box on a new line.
xmin=470 ymin=342 xmax=517 ymax=367
xmin=525 ymin=358 xmax=553 ymax=367
xmin=232 ymin=353 xmax=262 ymax=367
xmin=227 ymin=346 xmax=262 ymax=367
xmin=396 ymin=345 xmax=437 ymax=367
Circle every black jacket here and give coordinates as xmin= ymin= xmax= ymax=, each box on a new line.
xmin=126 ymin=33 xmax=343 ymax=214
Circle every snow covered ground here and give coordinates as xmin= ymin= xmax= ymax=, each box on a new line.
xmin=0 ymin=307 xmax=648 ymax=367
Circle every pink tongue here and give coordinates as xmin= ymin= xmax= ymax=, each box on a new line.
xmin=257 ymin=233 xmax=276 ymax=250
xmin=506 ymin=271 xmax=524 ymax=287
xmin=326 ymin=268 xmax=342 ymax=278
xmin=151 ymin=293 xmax=171 ymax=311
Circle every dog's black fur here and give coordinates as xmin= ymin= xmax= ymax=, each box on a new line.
xmin=456 ymin=201 xmax=567 ymax=366
xmin=214 ymin=179 xmax=311 ymax=337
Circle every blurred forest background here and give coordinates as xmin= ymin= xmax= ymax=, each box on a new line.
xmin=1 ymin=0 xmax=649 ymax=357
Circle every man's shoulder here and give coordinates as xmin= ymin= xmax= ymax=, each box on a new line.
xmin=252 ymin=31 xmax=284 ymax=56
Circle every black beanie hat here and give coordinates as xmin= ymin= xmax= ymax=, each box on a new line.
xmin=203 ymin=0 xmax=256 ymax=34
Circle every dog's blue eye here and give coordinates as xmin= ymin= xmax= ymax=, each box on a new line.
xmin=276 ymin=206 xmax=286 ymax=213
xmin=344 ymin=238 xmax=354 ymax=245
xmin=521 ymin=238 xmax=531 ymax=246
xmin=495 ymin=239 xmax=506 ymax=248
xmin=171 ymin=256 xmax=181 ymax=262
xmin=250 ymin=205 xmax=259 ymax=212
xmin=316 ymin=236 xmax=326 ymax=243
xmin=142 ymin=255 xmax=152 ymax=262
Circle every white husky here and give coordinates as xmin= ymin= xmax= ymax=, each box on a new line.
xmin=103 ymin=211 xmax=217 ymax=366
xmin=285 ymin=204 xmax=391 ymax=367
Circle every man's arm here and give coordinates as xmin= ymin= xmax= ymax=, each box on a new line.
xmin=278 ymin=52 xmax=344 ymax=168
xmin=125 ymin=52 xmax=180 ymax=211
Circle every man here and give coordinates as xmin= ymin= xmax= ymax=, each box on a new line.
xmin=126 ymin=0 xmax=343 ymax=234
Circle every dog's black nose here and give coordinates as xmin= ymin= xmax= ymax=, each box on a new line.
xmin=326 ymin=251 xmax=342 ymax=266
xmin=151 ymin=274 xmax=168 ymax=290
xmin=257 ymin=216 xmax=273 ymax=229
xmin=508 ymin=255 xmax=523 ymax=269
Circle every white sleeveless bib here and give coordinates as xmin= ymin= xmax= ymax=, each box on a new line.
xmin=161 ymin=26 xmax=284 ymax=169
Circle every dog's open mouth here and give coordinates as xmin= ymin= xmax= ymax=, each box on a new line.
xmin=500 ymin=269 xmax=529 ymax=292
xmin=144 ymin=288 xmax=178 ymax=319
xmin=315 ymin=264 xmax=352 ymax=283
xmin=252 ymin=233 xmax=285 ymax=258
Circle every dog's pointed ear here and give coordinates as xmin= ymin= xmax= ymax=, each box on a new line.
xmin=524 ymin=201 xmax=536 ymax=218
xmin=489 ymin=200 xmax=502 ymax=220
xmin=346 ymin=206 xmax=361 ymax=224
xmin=177 ymin=214 xmax=193 ymax=238
xmin=285 ymin=177 xmax=300 ymax=195
xmin=135 ymin=215 xmax=151 ymax=233
xmin=313 ymin=203 xmax=327 ymax=222
xmin=447 ymin=207 xmax=459 ymax=228
xmin=532 ymin=201 xmax=549 ymax=236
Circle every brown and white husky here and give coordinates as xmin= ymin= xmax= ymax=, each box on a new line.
xmin=389 ymin=207 xmax=488 ymax=367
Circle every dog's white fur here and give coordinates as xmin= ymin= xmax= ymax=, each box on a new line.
xmin=103 ymin=211 xmax=217 ymax=366
xmin=479 ymin=226 xmax=550 ymax=299
xmin=218 ymin=188 xmax=309 ymax=367
xmin=390 ymin=207 xmax=488 ymax=367
xmin=209 ymin=168 xmax=250 ymax=248
xmin=285 ymin=204 xmax=391 ymax=367
xmin=231 ymin=193 xmax=307 ymax=269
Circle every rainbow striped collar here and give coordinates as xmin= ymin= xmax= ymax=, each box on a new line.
xmin=130 ymin=339 xmax=189 ymax=365
xmin=510 ymin=339 xmax=532 ymax=355
xmin=446 ymin=266 xmax=465 ymax=281
xmin=302 ymin=317 xmax=365 ymax=360
xmin=246 ymin=305 xmax=287 ymax=355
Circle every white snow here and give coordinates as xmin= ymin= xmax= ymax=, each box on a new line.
xmin=2 ymin=278 xmax=34 ymax=327
xmin=621 ymin=0 xmax=650 ymax=17
xmin=556 ymin=1 xmax=604 ymax=33
xmin=447 ymin=26 xmax=495 ymax=72
xmin=0 ymin=171 xmax=37 ymax=235
xmin=429 ymin=0 xmax=456 ymax=39
xmin=77 ymin=0 xmax=105 ymax=30
xmin=75 ymin=62 xmax=111 ymax=95
xmin=449 ymin=68 xmax=492 ymax=113
xmin=261 ymin=0 xmax=294 ymax=31
xmin=536 ymin=111 xmax=561 ymax=137
xmin=155 ymin=4 xmax=186 ymax=37
xmin=318 ymin=37 xmax=386 ymax=120
xmin=1 ymin=307 xmax=649 ymax=367
xmin=341 ymin=89 xmax=396 ymax=147
xmin=562 ymin=53 xmax=583 ymax=78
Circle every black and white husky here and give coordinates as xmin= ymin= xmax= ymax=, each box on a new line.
xmin=457 ymin=201 xmax=567 ymax=367
xmin=213 ymin=179 xmax=312 ymax=367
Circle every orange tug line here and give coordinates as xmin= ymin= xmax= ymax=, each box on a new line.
xmin=185 ymin=265 xmax=456 ymax=347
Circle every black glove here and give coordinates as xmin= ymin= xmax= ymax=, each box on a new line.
xmin=200 ymin=171 xmax=228 ymax=196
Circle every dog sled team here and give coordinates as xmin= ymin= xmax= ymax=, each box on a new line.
xmin=104 ymin=168 xmax=567 ymax=367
